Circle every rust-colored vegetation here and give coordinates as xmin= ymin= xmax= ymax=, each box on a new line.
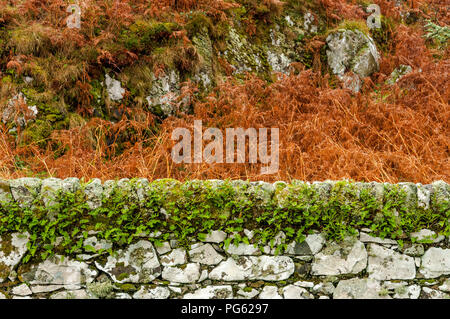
xmin=0 ymin=0 xmax=448 ymax=182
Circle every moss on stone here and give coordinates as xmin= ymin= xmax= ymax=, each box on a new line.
xmin=19 ymin=120 xmax=52 ymax=148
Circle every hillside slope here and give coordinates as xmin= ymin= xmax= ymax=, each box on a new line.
xmin=0 ymin=0 xmax=448 ymax=182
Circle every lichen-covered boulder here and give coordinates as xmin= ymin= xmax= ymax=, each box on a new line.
xmin=161 ymin=263 xmax=201 ymax=283
xmin=9 ymin=178 xmax=42 ymax=206
xmin=189 ymin=243 xmax=225 ymax=265
xmin=192 ymin=28 xmax=214 ymax=89
xmin=410 ymin=229 xmax=445 ymax=244
xmin=133 ymin=286 xmax=170 ymax=299
xmin=430 ymin=181 xmax=449 ymax=211
xmin=421 ymin=287 xmax=450 ymax=299
xmin=94 ymin=240 xmax=161 ymax=283
xmin=224 ymin=243 xmax=261 ymax=256
xmin=0 ymin=232 xmax=29 ymax=283
xmin=20 ymin=255 xmax=97 ymax=286
xmin=84 ymin=178 xmax=103 ymax=210
xmin=334 ymin=278 xmax=390 ymax=299
xmin=224 ymin=27 xmax=264 ymax=75
xmin=419 ymin=247 xmax=450 ymax=278
xmin=105 ymin=73 xmax=125 ymax=102
xmin=50 ymin=289 xmax=95 ymax=299
xmin=184 ymin=285 xmax=233 ymax=299
xmin=209 ymin=256 xmax=294 ymax=281
xmin=41 ymin=178 xmax=64 ymax=208
xmin=311 ymin=237 xmax=367 ymax=276
xmin=160 ymin=248 xmax=187 ymax=267
xmin=259 ymin=286 xmax=282 ymax=299
xmin=326 ymin=29 xmax=380 ymax=92
xmin=202 ymin=230 xmax=227 ymax=244
xmin=367 ymin=244 xmax=416 ymax=280
xmin=283 ymin=285 xmax=314 ymax=299
xmin=146 ymin=70 xmax=184 ymax=117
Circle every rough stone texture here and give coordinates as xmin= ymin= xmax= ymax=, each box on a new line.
xmin=183 ymin=285 xmax=233 ymax=299
xmin=410 ymin=229 xmax=445 ymax=243
xmin=420 ymin=248 xmax=450 ymax=278
xmin=84 ymin=178 xmax=103 ymax=210
xmin=312 ymin=282 xmax=335 ymax=296
xmin=94 ymin=240 xmax=161 ymax=283
xmin=303 ymin=12 xmax=318 ymax=34
xmin=20 ymin=255 xmax=97 ymax=285
xmin=283 ymin=285 xmax=314 ymax=299
xmin=431 ymin=181 xmax=449 ymax=209
xmin=160 ymin=248 xmax=187 ymax=267
xmin=9 ymin=178 xmax=42 ymax=206
xmin=326 ymin=29 xmax=380 ymax=77
xmin=249 ymin=181 xmax=276 ymax=206
xmin=387 ymin=64 xmax=413 ymax=85
xmin=192 ymin=28 xmax=214 ymax=89
xmin=209 ymin=256 xmax=294 ymax=281
xmin=416 ymin=183 xmax=431 ymax=209
xmin=116 ymin=292 xmax=132 ymax=299
xmin=294 ymin=281 xmax=314 ymax=288
xmin=105 ymin=74 xmax=125 ymax=102
xmin=224 ymin=27 xmax=264 ymax=75
xmin=11 ymin=283 xmax=32 ymax=296
xmin=326 ymin=29 xmax=379 ymax=92
xmin=0 ymin=232 xmax=30 ymax=282
xmin=311 ymin=238 xmax=367 ymax=275
xmin=367 ymin=244 xmax=416 ymax=280
xmin=189 ymin=244 xmax=225 ymax=265
xmin=62 ymin=177 xmax=81 ymax=193
xmin=359 ymin=232 xmax=397 ymax=245
xmin=438 ymin=279 xmax=450 ymax=292
xmin=202 ymin=230 xmax=227 ymax=244
xmin=393 ymin=284 xmax=421 ymax=299
xmin=259 ymin=286 xmax=282 ymax=299
xmin=146 ymin=70 xmax=183 ymax=117
xmin=401 ymin=244 xmax=425 ymax=257
xmin=334 ymin=278 xmax=390 ymax=299
xmin=133 ymin=286 xmax=170 ymax=299
xmin=422 ymin=287 xmax=450 ymax=299
xmin=237 ymin=287 xmax=259 ymax=299
xmin=40 ymin=178 xmax=64 ymax=208
xmin=50 ymin=290 xmax=93 ymax=299
xmin=30 ymin=285 xmax=68 ymax=294
xmin=162 ymin=263 xmax=201 ymax=283
xmin=286 ymin=233 xmax=326 ymax=255
xmin=155 ymin=242 xmax=171 ymax=255
xmin=224 ymin=243 xmax=261 ymax=256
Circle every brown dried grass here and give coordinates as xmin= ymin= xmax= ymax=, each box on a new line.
xmin=0 ymin=0 xmax=448 ymax=183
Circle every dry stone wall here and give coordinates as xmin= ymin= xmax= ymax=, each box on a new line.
xmin=0 ymin=178 xmax=449 ymax=299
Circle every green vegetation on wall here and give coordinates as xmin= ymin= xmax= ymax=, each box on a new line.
xmin=0 ymin=180 xmax=448 ymax=264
